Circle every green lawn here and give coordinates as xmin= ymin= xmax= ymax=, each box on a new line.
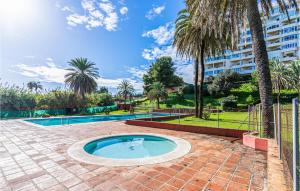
xmin=161 ymin=112 xmax=250 ymax=130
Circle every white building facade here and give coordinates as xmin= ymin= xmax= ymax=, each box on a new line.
xmin=204 ymin=4 xmax=300 ymax=78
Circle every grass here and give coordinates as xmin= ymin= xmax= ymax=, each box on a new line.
xmin=160 ymin=112 xmax=250 ymax=130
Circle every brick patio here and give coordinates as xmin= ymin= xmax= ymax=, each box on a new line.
xmin=0 ymin=120 xmax=267 ymax=191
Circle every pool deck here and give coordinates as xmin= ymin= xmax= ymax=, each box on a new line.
xmin=0 ymin=120 xmax=267 ymax=191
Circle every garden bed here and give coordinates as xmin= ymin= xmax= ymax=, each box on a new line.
xmin=125 ymin=118 xmax=247 ymax=138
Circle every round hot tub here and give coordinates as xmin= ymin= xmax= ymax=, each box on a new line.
xmin=68 ymin=133 xmax=191 ymax=166
xmin=84 ymin=135 xmax=177 ymax=159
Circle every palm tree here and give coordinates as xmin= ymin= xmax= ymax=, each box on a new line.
xmin=27 ymin=81 xmax=43 ymax=93
xmin=147 ymin=82 xmax=167 ymax=109
xmin=186 ymin=0 xmax=297 ymax=137
xmin=65 ymin=58 xmax=100 ymax=99
xmin=173 ymin=9 xmax=230 ymax=118
xmin=287 ymin=60 xmax=300 ymax=96
xmin=117 ymin=80 xmax=135 ymax=104
xmin=270 ymin=59 xmax=289 ymax=104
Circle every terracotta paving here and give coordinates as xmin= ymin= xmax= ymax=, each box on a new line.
xmin=0 ymin=120 xmax=267 ymax=191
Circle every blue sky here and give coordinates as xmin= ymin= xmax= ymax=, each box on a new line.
xmin=0 ymin=0 xmax=192 ymax=93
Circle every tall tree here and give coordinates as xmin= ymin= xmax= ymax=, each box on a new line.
xmin=147 ymin=82 xmax=168 ymax=109
xmin=143 ymin=56 xmax=183 ymax=93
xmin=27 ymin=81 xmax=43 ymax=93
xmin=173 ymin=9 xmax=230 ymax=118
xmin=186 ymin=0 xmax=297 ymax=137
xmin=65 ymin=58 xmax=99 ymax=99
xmin=117 ymin=80 xmax=135 ymax=104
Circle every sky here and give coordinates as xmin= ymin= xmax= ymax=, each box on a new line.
xmin=0 ymin=0 xmax=193 ymax=93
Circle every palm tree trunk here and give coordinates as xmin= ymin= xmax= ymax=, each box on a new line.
xmin=124 ymin=94 xmax=127 ymax=111
xmin=198 ymin=41 xmax=205 ymax=118
xmin=156 ymin=98 xmax=160 ymax=109
xmin=194 ymin=58 xmax=199 ymax=117
xmin=247 ymin=0 xmax=274 ymax=138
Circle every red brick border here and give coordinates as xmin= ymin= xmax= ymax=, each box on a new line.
xmin=243 ymin=132 xmax=268 ymax=151
xmin=125 ymin=119 xmax=247 ymax=138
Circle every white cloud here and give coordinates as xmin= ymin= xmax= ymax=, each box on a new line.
xmin=142 ymin=45 xmax=177 ymax=61
xmin=16 ymin=63 xmax=67 ymax=83
xmin=120 ymin=7 xmax=128 ymax=15
xmin=146 ymin=5 xmax=165 ymax=20
xmin=142 ymin=23 xmax=174 ymax=45
xmin=15 ymin=58 xmax=144 ymax=92
xmin=63 ymin=0 xmax=121 ymax=31
xmin=61 ymin=6 xmax=73 ymax=12
xmin=176 ymin=63 xmax=194 ymax=84
xmin=127 ymin=66 xmax=147 ymax=79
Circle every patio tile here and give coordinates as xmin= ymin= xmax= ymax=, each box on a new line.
xmin=69 ymin=182 xmax=90 ymax=191
xmin=0 ymin=120 xmax=267 ymax=191
xmin=227 ymin=181 xmax=249 ymax=191
xmin=166 ymin=178 xmax=185 ymax=189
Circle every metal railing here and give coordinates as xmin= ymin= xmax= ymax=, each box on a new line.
xmin=274 ymin=98 xmax=299 ymax=191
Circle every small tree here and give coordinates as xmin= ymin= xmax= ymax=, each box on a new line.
xmin=270 ymin=59 xmax=289 ymax=103
xmin=27 ymin=81 xmax=43 ymax=93
xmin=143 ymin=57 xmax=183 ymax=93
xmin=117 ymin=80 xmax=135 ymax=106
xmin=98 ymin=87 xmax=109 ymax=94
xmin=287 ymin=60 xmax=300 ymax=96
xmin=147 ymin=82 xmax=167 ymax=109
xmin=208 ymin=70 xmax=241 ymax=97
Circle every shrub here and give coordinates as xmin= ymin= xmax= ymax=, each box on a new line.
xmin=221 ymin=95 xmax=238 ymax=111
xmin=0 ymin=84 xmax=36 ymax=111
xmin=208 ymin=70 xmax=242 ymax=97
xmin=246 ymin=95 xmax=255 ymax=105
xmin=41 ymin=113 xmax=50 ymax=118
xmin=202 ymin=111 xmax=211 ymax=120
xmin=104 ymin=107 xmax=111 ymax=115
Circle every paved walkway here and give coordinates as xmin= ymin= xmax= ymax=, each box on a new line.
xmin=0 ymin=120 xmax=267 ymax=191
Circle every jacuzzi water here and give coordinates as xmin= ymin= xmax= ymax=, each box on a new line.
xmin=84 ymin=135 xmax=177 ymax=159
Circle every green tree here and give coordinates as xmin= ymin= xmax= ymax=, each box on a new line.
xmin=173 ymin=8 xmax=230 ymax=118
xmin=270 ymin=59 xmax=289 ymax=103
xmin=98 ymin=86 xmax=109 ymax=94
xmin=117 ymin=80 xmax=135 ymax=104
xmin=147 ymin=82 xmax=168 ymax=109
xmin=287 ymin=60 xmax=300 ymax=96
xmin=208 ymin=70 xmax=241 ymax=97
xmin=186 ymin=0 xmax=297 ymax=137
xmin=143 ymin=56 xmax=183 ymax=93
xmin=27 ymin=81 xmax=43 ymax=93
xmin=65 ymin=58 xmax=100 ymax=99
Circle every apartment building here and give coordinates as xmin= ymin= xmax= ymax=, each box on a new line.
xmin=204 ymin=3 xmax=300 ymax=78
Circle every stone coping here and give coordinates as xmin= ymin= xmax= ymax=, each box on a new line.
xmin=68 ymin=133 xmax=191 ymax=167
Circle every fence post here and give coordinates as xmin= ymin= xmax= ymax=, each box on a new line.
xmin=217 ymin=106 xmax=220 ymax=128
xmin=293 ymin=98 xmax=299 ymax=191
xmin=273 ymin=104 xmax=277 ymax=143
xmin=259 ymin=104 xmax=262 ymax=137
xmin=248 ymin=105 xmax=250 ymax=132
xmin=278 ymin=102 xmax=282 ymax=160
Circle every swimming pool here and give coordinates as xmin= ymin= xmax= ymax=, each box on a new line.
xmin=25 ymin=113 xmax=172 ymax=126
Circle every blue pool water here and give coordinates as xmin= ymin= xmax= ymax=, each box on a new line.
xmin=84 ymin=135 xmax=177 ymax=159
xmin=25 ymin=113 xmax=171 ymax=126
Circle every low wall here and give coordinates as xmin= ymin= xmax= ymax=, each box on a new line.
xmin=125 ymin=119 xmax=247 ymax=138
xmin=243 ymin=132 xmax=268 ymax=151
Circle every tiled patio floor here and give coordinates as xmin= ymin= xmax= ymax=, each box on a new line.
xmin=0 ymin=120 xmax=267 ymax=191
